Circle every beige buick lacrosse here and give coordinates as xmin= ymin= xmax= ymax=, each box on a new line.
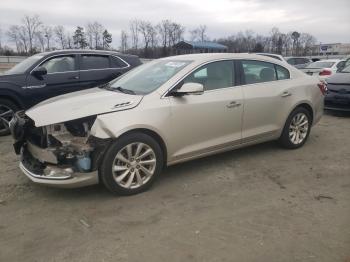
xmin=10 ymin=53 xmax=325 ymax=195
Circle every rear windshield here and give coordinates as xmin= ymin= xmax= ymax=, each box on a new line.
xmin=306 ymin=61 xmax=335 ymax=69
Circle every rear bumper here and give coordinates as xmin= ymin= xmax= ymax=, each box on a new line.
xmin=20 ymin=161 xmax=99 ymax=188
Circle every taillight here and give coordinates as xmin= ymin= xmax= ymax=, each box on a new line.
xmin=317 ymin=81 xmax=327 ymax=95
xmin=319 ymin=69 xmax=332 ymax=76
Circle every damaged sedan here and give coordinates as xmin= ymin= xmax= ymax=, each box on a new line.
xmin=10 ymin=53 xmax=324 ymax=195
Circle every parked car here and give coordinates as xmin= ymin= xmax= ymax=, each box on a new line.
xmin=0 ymin=50 xmax=141 ymax=135
xmin=255 ymin=53 xmax=286 ymax=62
xmin=10 ymin=53 xmax=325 ymax=195
xmin=301 ymin=59 xmax=346 ymax=80
xmin=324 ymin=64 xmax=350 ymax=111
xmin=285 ymin=57 xmax=312 ymax=69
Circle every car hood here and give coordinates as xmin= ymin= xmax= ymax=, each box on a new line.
xmin=326 ymin=72 xmax=350 ymax=84
xmin=26 ymin=87 xmax=143 ymax=127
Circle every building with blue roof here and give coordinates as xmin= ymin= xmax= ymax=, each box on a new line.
xmin=174 ymin=41 xmax=228 ymax=54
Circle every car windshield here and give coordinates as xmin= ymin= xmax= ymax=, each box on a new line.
xmin=340 ymin=65 xmax=350 ymax=73
xmin=306 ymin=61 xmax=335 ymax=69
xmin=5 ymin=55 xmax=44 ymax=75
xmin=109 ymin=59 xmax=192 ymax=95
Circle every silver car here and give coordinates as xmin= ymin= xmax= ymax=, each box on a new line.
xmin=10 ymin=53 xmax=325 ymax=195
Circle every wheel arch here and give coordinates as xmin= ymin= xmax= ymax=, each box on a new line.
xmin=292 ymin=102 xmax=314 ymax=125
xmin=118 ymin=128 xmax=168 ymax=165
xmin=0 ymin=90 xmax=24 ymax=109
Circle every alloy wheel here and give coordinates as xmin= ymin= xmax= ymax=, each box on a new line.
xmin=0 ymin=104 xmax=14 ymax=133
xmin=289 ymin=112 xmax=309 ymax=145
xmin=112 ymin=142 xmax=157 ymax=189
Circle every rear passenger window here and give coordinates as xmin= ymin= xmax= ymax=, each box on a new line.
xmin=275 ymin=65 xmax=290 ymax=80
xmin=183 ymin=61 xmax=234 ymax=91
xmin=241 ymin=60 xmax=276 ymax=84
xmin=80 ymin=55 xmax=110 ymax=70
xmin=111 ymin=56 xmax=128 ymax=68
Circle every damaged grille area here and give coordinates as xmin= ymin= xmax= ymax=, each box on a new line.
xmin=11 ymin=113 xmax=109 ymax=178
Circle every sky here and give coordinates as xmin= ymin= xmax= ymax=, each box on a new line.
xmin=0 ymin=0 xmax=349 ymax=48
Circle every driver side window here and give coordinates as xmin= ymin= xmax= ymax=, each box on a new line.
xmin=183 ymin=61 xmax=234 ymax=91
xmin=40 ymin=55 xmax=76 ymax=74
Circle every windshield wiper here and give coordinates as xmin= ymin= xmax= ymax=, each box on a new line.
xmin=98 ymin=83 xmax=112 ymax=90
xmin=113 ymin=86 xmax=136 ymax=95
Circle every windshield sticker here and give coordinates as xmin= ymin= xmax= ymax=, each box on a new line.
xmin=165 ymin=62 xmax=187 ymax=68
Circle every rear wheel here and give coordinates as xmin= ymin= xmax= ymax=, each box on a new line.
xmin=279 ymin=107 xmax=312 ymax=149
xmin=100 ymin=132 xmax=164 ymax=195
xmin=0 ymin=99 xmax=18 ymax=136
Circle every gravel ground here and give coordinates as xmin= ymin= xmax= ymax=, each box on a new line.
xmin=0 ymin=112 xmax=349 ymax=262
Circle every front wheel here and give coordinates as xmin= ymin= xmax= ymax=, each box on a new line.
xmin=99 ymin=132 xmax=164 ymax=195
xmin=0 ymin=99 xmax=18 ymax=136
xmin=279 ymin=107 xmax=312 ymax=149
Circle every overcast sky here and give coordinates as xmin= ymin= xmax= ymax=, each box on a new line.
xmin=1 ymin=0 xmax=349 ymax=48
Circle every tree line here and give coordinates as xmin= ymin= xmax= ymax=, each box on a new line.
xmin=0 ymin=15 xmax=112 ymax=55
xmin=0 ymin=15 xmax=317 ymax=58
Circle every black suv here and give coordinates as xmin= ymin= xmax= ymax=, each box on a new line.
xmin=0 ymin=50 xmax=141 ymax=135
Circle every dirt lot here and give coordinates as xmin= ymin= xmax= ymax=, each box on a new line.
xmin=0 ymin=112 xmax=349 ymax=262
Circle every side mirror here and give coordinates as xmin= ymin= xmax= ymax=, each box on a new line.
xmin=31 ymin=66 xmax=47 ymax=79
xmin=173 ymin=82 xmax=204 ymax=96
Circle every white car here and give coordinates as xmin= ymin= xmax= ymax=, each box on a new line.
xmin=10 ymin=53 xmax=325 ymax=195
xmin=302 ymin=59 xmax=346 ymax=80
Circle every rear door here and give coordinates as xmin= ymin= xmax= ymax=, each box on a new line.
xmin=238 ymin=60 xmax=292 ymax=141
xmin=78 ymin=54 xmax=127 ymax=89
xmin=25 ymin=54 xmax=80 ymax=105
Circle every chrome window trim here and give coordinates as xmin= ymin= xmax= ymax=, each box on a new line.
xmin=162 ymin=58 xmax=291 ymax=98
xmin=30 ymin=53 xmax=130 ymax=75
xmin=110 ymin=55 xmax=130 ymax=69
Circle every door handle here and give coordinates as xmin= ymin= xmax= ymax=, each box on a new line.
xmin=226 ymin=101 xmax=241 ymax=108
xmin=281 ymin=91 xmax=292 ymax=97
xmin=68 ymin=76 xmax=79 ymax=80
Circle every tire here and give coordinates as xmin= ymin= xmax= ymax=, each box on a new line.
xmin=279 ymin=107 xmax=312 ymax=149
xmin=0 ymin=99 xmax=18 ymax=136
xmin=99 ymin=132 xmax=164 ymax=195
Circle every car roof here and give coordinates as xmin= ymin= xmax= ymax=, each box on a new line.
xmin=160 ymin=53 xmax=288 ymax=64
xmin=38 ymin=49 xmax=136 ymax=57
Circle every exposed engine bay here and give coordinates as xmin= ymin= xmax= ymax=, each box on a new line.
xmin=10 ymin=111 xmax=109 ymax=180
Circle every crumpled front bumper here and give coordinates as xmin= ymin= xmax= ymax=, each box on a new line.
xmin=19 ymin=160 xmax=99 ymax=188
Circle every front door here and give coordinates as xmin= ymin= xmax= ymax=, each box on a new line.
xmin=25 ymin=54 xmax=80 ymax=106
xmin=167 ymin=60 xmax=243 ymax=162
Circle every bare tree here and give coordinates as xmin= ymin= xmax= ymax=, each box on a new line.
xmin=157 ymin=20 xmax=171 ymax=55
xmin=7 ymin=26 xmax=21 ymax=52
xmin=129 ymin=20 xmax=140 ymax=50
xmin=299 ymin=33 xmax=316 ymax=56
xmin=138 ymin=21 xmax=154 ymax=57
xmin=66 ymin=33 xmax=73 ymax=49
xmin=168 ymin=22 xmax=185 ymax=46
xmin=54 ymin=25 xmax=66 ymax=49
xmin=190 ymin=25 xmax=208 ymax=42
xmin=269 ymin=27 xmax=280 ymax=53
xmin=43 ymin=26 xmax=53 ymax=50
xmin=87 ymin=22 xmax=104 ymax=49
xmin=120 ymin=30 xmax=128 ymax=52
xmin=35 ymin=31 xmax=46 ymax=51
xmin=22 ymin=15 xmax=42 ymax=54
